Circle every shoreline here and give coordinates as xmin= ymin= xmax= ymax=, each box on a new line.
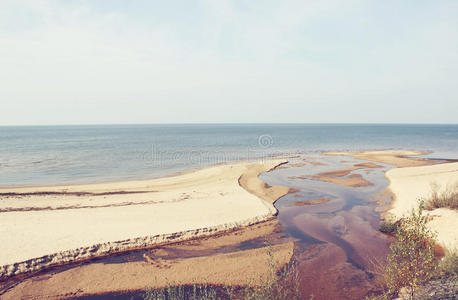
xmin=0 ymin=159 xmax=291 ymax=280
xmin=0 ymin=155 xmax=298 ymax=189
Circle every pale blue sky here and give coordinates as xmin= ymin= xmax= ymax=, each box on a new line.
xmin=1 ymin=0 xmax=457 ymax=125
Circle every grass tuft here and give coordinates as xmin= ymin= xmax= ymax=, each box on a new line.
xmin=424 ymin=182 xmax=458 ymax=210
xmin=142 ymin=241 xmax=302 ymax=300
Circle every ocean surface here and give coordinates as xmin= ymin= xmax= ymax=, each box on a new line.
xmin=0 ymin=124 xmax=457 ymax=187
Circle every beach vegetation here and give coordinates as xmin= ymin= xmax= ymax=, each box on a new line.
xmin=424 ymin=182 xmax=458 ymax=210
xmin=379 ymin=216 xmax=398 ymax=234
xmin=142 ymin=241 xmax=301 ymax=300
xmin=369 ymin=202 xmax=439 ymax=299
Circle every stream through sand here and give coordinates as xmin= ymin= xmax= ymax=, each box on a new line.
xmin=261 ymin=154 xmax=393 ymax=299
xmin=1 ymin=154 xmax=396 ymax=300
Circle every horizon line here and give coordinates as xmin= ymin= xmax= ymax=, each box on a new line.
xmin=1 ymin=122 xmax=458 ymax=127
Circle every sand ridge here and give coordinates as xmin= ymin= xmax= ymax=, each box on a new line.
xmin=0 ymin=159 xmax=290 ymax=279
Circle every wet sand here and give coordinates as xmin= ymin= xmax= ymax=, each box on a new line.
xmin=291 ymin=162 xmax=382 ymax=187
xmin=293 ymin=198 xmax=330 ymax=206
xmin=325 ymin=150 xmax=435 ymax=167
xmin=0 ymin=159 xmax=290 ymax=279
xmin=1 ymin=221 xmax=294 ymax=300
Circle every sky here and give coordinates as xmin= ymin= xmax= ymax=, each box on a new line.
xmin=0 ymin=0 xmax=457 ymax=125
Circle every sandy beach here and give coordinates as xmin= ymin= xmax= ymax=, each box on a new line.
xmin=0 ymin=159 xmax=290 ymax=279
xmin=2 ymin=149 xmax=457 ymax=299
xmin=385 ymin=162 xmax=458 ymax=251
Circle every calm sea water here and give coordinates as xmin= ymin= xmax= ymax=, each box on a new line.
xmin=0 ymin=124 xmax=457 ymax=187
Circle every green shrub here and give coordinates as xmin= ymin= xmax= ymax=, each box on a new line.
xmin=424 ymin=182 xmax=458 ymax=210
xmin=379 ymin=216 xmax=398 ymax=234
xmin=380 ymin=202 xmax=438 ymax=299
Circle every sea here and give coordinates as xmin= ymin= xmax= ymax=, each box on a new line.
xmin=0 ymin=124 xmax=457 ymax=187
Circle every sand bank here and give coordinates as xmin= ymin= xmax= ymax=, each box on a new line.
xmin=291 ymin=162 xmax=382 ymax=187
xmin=325 ymin=150 xmax=433 ymax=167
xmin=1 ymin=220 xmax=294 ymax=299
xmin=293 ymin=198 xmax=330 ymax=206
xmin=0 ymin=159 xmax=290 ymax=279
xmin=385 ymin=162 xmax=458 ymax=251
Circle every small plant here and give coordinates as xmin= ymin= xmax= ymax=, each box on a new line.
xmin=424 ymin=182 xmax=458 ymax=210
xmin=142 ymin=240 xmax=301 ymax=300
xmin=142 ymin=284 xmax=219 ymax=300
xmin=237 ymin=240 xmax=300 ymax=300
xmin=380 ymin=201 xmax=438 ymax=299
xmin=379 ymin=216 xmax=398 ymax=234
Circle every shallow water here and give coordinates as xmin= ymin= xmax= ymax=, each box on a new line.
xmin=261 ymin=155 xmax=393 ymax=299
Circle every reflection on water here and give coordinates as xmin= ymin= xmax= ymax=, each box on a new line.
xmin=261 ymin=154 xmax=393 ymax=299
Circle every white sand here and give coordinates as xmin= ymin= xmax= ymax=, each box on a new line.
xmin=0 ymin=159 xmax=288 ymax=278
xmin=386 ymin=162 xmax=458 ymax=251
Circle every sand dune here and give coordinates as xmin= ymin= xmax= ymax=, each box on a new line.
xmin=386 ymin=162 xmax=458 ymax=251
xmin=0 ymin=159 xmax=289 ymax=279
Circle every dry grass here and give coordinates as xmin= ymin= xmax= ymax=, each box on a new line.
xmin=424 ymin=182 xmax=458 ymax=210
xmin=142 ymin=242 xmax=302 ymax=300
